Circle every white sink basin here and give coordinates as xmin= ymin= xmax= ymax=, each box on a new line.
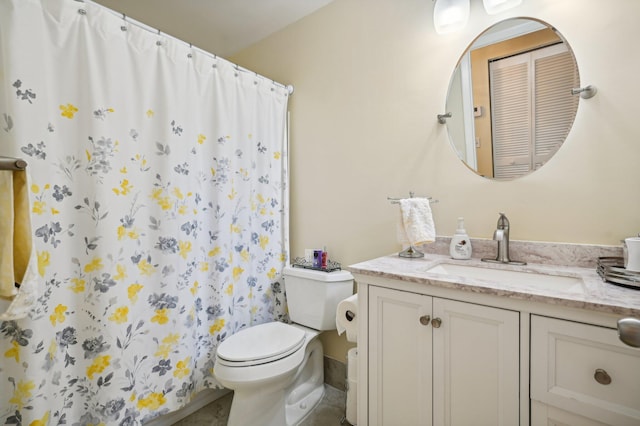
xmin=424 ymin=263 xmax=585 ymax=293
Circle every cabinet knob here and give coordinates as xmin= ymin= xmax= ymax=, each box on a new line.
xmin=419 ymin=315 xmax=431 ymax=326
xmin=594 ymin=369 xmax=612 ymax=385
xmin=432 ymin=318 xmax=442 ymax=328
xmin=618 ymin=318 xmax=640 ymax=348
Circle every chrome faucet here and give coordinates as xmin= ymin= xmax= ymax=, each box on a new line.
xmin=482 ymin=213 xmax=526 ymax=265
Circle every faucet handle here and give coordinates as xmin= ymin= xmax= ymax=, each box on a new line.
xmin=497 ymin=213 xmax=509 ymax=229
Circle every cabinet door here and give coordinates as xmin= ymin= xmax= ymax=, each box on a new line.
xmin=432 ymin=298 xmax=520 ymax=426
xmin=369 ymin=286 xmax=433 ymax=426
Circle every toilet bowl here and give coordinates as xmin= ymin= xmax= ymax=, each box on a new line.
xmin=213 ymin=266 xmax=354 ymax=426
xmin=215 ymin=322 xmax=324 ymax=426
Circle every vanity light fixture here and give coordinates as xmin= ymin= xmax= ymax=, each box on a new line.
xmin=482 ymin=0 xmax=523 ymax=15
xmin=433 ymin=0 xmax=470 ymax=35
xmin=434 ymin=0 xmax=523 ymax=34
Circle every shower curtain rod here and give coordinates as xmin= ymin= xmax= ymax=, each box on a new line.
xmin=79 ymin=0 xmax=294 ymax=95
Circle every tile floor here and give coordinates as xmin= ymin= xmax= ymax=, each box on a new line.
xmin=172 ymin=385 xmax=347 ymax=426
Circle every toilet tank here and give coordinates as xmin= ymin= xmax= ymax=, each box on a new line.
xmin=283 ymin=265 xmax=354 ymax=331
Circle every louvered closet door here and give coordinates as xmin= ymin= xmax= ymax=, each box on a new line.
xmin=533 ymin=46 xmax=580 ymax=169
xmin=490 ymin=43 xmax=579 ymax=179
xmin=490 ymin=56 xmax=532 ymax=179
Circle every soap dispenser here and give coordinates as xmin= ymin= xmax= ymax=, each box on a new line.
xmin=450 ymin=217 xmax=472 ymax=260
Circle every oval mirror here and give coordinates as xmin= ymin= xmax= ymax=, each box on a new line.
xmin=445 ymin=18 xmax=580 ymax=180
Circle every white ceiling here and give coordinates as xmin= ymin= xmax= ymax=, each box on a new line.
xmin=91 ymin=0 xmax=335 ymax=57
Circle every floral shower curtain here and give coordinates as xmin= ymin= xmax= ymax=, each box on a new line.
xmin=0 ymin=0 xmax=290 ymax=423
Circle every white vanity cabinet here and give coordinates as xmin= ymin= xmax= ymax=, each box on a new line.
xmin=352 ymin=255 xmax=640 ymax=426
xmin=367 ymin=285 xmax=520 ymax=426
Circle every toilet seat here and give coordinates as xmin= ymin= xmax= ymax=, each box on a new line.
xmin=216 ymin=322 xmax=306 ymax=367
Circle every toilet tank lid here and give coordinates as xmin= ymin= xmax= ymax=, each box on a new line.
xmin=283 ymin=265 xmax=353 ymax=282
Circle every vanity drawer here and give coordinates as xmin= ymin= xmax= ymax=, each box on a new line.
xmin=531 ymin=315 xmax=640 ymax=425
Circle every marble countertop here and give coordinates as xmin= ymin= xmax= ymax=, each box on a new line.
xmin=347 ymin=254 xmax=640 ymax=317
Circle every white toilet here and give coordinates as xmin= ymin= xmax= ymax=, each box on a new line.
xmin=213 ymin=265 xmax=354 ymax=426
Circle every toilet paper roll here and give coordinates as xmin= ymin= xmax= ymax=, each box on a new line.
xmin=347 ymin=347 xmax=358 ymax=381
xmin=346 ymin=377 xmax=358 ymax=425
xmin=336 ymin=294 xmax=358 ymax=343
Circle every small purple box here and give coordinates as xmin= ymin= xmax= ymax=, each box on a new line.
xmin=313 ymin=249 xmax=323 ymax=268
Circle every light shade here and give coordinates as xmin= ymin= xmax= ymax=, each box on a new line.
xmin=433 ymin=0 xmax=470 ymax=34
xmin=482 ymin=0 xmax=523 ymax=15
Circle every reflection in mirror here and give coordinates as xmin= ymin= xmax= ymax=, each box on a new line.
xmin=445 ymin=18 xmax=580 ymax=180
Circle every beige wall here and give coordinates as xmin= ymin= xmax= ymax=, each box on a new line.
xmin=230 ymin=0 xmax=640 ymax=361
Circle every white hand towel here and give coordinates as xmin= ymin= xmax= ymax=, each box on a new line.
xmin=397 ymin=198 xmax=436 ymax=246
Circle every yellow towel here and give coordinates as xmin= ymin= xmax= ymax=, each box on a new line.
xmin=0 ymin=169 xmax=39 ymax=320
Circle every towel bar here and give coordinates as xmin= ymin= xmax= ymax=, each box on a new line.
xmin=387 ymin=191 xmax=439 ymax=204
xmin=0 ymin=156 xmax=27 ymax=171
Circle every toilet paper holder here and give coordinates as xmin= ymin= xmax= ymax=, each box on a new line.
xmin=336 ymin=295 xmax=358 ymax=343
